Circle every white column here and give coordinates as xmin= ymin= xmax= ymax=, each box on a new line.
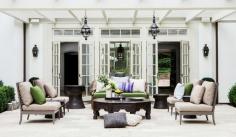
xmin=198 ymin=22 xmax=216 ymax=80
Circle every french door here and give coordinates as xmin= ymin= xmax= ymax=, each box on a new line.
xmin=146 ymin=41 xmax=158 ymax=95
xmin=180 ymin=41 xmax=190 ymax=84
xmin=99 ymin=41 xmax=110 ymax=76
xmin=130 ymin=41 xmax=142 ymax=79
xmin=79 ymin=41 xmax=95 ymax=96
xmin=52 ymin=41 xmax=61 ymax=95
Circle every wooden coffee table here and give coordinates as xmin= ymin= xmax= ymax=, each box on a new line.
xmin=92 ymin=98 xmax=151 ymax=119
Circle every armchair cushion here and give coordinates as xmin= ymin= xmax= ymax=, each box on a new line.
xmin=34 ymin=80 xmax=46 ymax=96
xmin=175 ymin=102 xmax=213 ymax=112
xmin=190 ymin=85 xmax=205 ymax=104
xmin=22 ymin=102 xmax=61 ymax=111
xmin=30 ymin=86 xmax=46 ymax=105
xmin=19 ymin=82 xmax=33 ymax=106
xmin=174 ymin=83 xmax=185 ymax=99
xmin=46 ymin=96 xmax=69 ymax=103
xmin=167 ymin=96 xmax=183 ymax=104
xmin=44 ymin=84 xmax=57 ymax=98
xmin=202 ymin=81 xmax=216 ymax=105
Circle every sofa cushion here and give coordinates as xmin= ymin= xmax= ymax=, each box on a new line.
xmin=19 ymin=82 xmax=33 ymax=106
xmin=30 ymin=86 xmax=46 ymax=105
xmin=175 ymin=102 xmax=213 ymax=112
xmin=193 ymin=80 xmax=203 ymax=86
xmin=93 ymin=91 xmax=148 ymax=99
xmin=96 ymin=81 xmax=105 ymax=92
xmin=104 ymin=112 xmax=127 ymax=128
xmin=190 ymin=85 xmax=205 ymax=104
xmin=111 ymin=76 xmax=129 ymax=91
xmin=167 ymin=96 xmax=183 ymax=104
xmin=22 ymin=101 xmax=61 ymax=111
xmin=124 ymin=82 xmax=134 ymax=92
xmin=130 ymin=79 xmax=145 ymax=92
xmin=126 ymin=114 xmax=142 ymax=126
xmin=174 ymin=83 xmax=185 ymax=99
xmin=44 ymin=84 xmax=57 ymax=98
xmin=46 ymin=96 xmax=69 ymax=103
xmin=202 ymin=81 xmax=216 ymax=105
xmin=34 ymin=80 xmax=46 ymax=96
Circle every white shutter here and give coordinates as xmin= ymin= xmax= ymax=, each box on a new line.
xmin=180 ymin=41 xmax=190 ymax=84
xmin=52 ymin=41 xmax=61 ymax=95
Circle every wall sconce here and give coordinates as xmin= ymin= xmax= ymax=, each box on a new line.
xmin=203 ymin=44 xmax=209 ymax=57
xmin=32 ymin=45 xmax=39 ymax=57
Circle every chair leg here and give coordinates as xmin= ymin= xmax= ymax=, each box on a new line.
xmin=63 ymin=105 xmax=66 ymax=115
xmin=27 ymin=114 xmax=30 ymax=120
xmin=19 ymin=112 xmax=22 ymax=125
xmin=171 ymin=106 xmax=173 ymax=116
xmin=52 ymin=113 xmax=55 ymax=124
xmin=175 ymin=112 xmax=177 ymax=120
xmin=180 ymin=114 xmax=182 ymax=125
xmin=212 ymin=113 xmax=216 ymax=125
xmin=206 ymin=115 xmax=208 ymax=121
xmin=167 ymin=105 xmax=169 ymax=112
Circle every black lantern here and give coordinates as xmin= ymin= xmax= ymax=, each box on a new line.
xmin=32 ymin=45 xmax=39 ymax=57
xmin=81 ymin=16 xmax=91 ymax=40
xmin=149 ymin=15 xmax=159 ymax=39
xmin=117 ymin=43 xmax=124 ymax=60
xmin=203 ymin=44 xmax=209 ymax=57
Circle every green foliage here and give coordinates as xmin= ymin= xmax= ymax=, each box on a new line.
xmin=0 ymin=80 xmax=3 ymax=86
xmin=158 ymin=58 xmax=171 ymax=68
xmin=228 ymin=83 xmax=236 ymax=107
xmin=98 ymin=75 xmax=109 ymax=87
xmin=0 ymin=86 xmax=15 ymax=103
xmin=0 ymin=85 xmax=15 ymax=113
xmin=0 ymin=89 xmax=7 ymax=112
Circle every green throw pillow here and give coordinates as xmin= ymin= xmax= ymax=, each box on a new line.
xmin=30 ymin=86 xmax=46 ymax=105
xmin=184 ymin=83 xmax=193 ymax=95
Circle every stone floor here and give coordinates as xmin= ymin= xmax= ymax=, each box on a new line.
xmin=0 ymin=104 xmax=236 ymax=137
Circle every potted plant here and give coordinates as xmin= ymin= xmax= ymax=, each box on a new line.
xmin=228 ymin=83 xmax=236 ymax=107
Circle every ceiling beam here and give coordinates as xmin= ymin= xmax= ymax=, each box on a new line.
xmin=102 ymin=10 xmax=109 ymax=25
xmin=68 ymin=10 xmax=82 ymax=25
xmin=0 ymin=10 xmax=29 ymax=23
xmin=159 ymin=10 xmax=171 ymax=24
xmin=132 ymin=10 xmax=138 ymax=25
xmin=185 ymin=10 xmax=204 ymax=23
xmin=35 ymin=10 xmax=56 ymax=23
xmin=212 ymin=10 xmax=236 ymax=22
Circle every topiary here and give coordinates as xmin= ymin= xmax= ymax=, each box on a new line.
xmin=0 ymin=90 xmax=7 ymax=112
xmin=228 ymin=83 xmax=236 ymax=107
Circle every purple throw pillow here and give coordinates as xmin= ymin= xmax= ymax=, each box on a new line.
xmin=124 ymin=82 xmax=134 ymax=92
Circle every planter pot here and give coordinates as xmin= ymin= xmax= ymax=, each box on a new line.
xmin=7 ymin=101 xmax=19 ymax=111
xmin=106 ymin=89 xmax=112 ymax=98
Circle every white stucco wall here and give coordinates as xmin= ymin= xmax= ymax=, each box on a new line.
xmin=0 ymin=13 xmax=23 ymax=87
xmin=218 ymin=22 xmax=236 ymax=103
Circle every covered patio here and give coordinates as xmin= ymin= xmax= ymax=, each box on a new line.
xmin=0 ymin=0 xmax=236 ymax=136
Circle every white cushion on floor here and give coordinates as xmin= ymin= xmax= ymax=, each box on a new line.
xmin=126 ymin=114 xmax=142 ymax=126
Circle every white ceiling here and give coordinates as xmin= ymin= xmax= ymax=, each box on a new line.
xmin=0 ymin=0 xmax=236 ymax=24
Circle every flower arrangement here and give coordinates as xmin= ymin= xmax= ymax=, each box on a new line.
xmin=98 ymin=75 xmax=116 ymax=91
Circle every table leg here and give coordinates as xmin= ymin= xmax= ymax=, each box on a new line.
xmin=145 ymin=103 xmax=151 ymax=119
xmin=93 ymin=110 xmax=99 ymax=119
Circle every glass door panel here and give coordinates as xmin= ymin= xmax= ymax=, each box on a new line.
xmin=146 ymin=41 xmax=158 ymax=95
xmin=99 ymin=41 xmax=110 ymax=76
xmin=52 ymin=41 xmax=61 ymax=95
xmin=130 ymin=41 xmax=142 ymax=79
xmin=79 ymin=41 xmax=95 ymax=96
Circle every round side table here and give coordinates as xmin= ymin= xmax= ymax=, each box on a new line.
xmin=64 ymin=85 xmax=85 ymax=109
xmin=153 ymin=94 xmax=169 ymax=109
